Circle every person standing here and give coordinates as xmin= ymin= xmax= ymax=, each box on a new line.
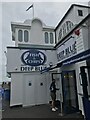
xmin=50 ymin=79 xmax=59 ymax=111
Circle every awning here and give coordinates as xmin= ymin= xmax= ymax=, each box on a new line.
xmin=62 ymin=48 xmax=90 ymax=66
xmin=40 ymin=48 xmax=90 ymax=73
xmin=40 ymin=63 xmax=62 ymax=74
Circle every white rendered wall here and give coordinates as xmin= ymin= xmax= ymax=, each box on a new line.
xmin=74 ymin=6 xmax=89 ymax=25
xmin=10 ymin=72 xmax=55 ymax=107
xmin=10 ymin=73 xmax=23 ymax=106
xmin=30 ymin=19 xmax=43 ymax=45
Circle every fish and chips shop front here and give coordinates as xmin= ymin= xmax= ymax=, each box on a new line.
xmin=6 ymin=4 xmax=90 ymax=118
xmin=7 ymin=47 xmax=61 ymax=107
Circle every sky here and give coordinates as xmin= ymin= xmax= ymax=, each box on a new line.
xmin=0 ymin=0 xmax=89 ymax=82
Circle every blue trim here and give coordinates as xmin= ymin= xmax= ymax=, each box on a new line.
xmin=40 ymin=67 xmax=51 ymax=74
xmin=41 ymin=49 xmax=90 ymax=73
xmin=62 ymin=49 xmax=90 ymax=65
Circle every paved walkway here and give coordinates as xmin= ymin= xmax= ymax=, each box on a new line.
xmin=2 ymin=100 xmax=84 ymax=119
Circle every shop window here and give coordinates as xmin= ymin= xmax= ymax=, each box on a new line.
xmin=50 ymin=33 xmax=54 ymax=44
xmin=78 ymin=10 xmax=83 ymax=16
xmin=45 ymin=32 xmax=49 ymax=43
xmin=24 ymin=30 xmax=29 ymax=42
xmin=18 ymin=30 xmax=23 ymax=42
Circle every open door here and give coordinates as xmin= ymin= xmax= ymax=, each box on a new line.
xmin=62 ymin=70 xmax=79 ymax=113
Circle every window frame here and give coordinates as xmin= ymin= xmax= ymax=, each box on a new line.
xmin=24 ymin=30 xmax=29 ymax=42
xmin=45 ymin=32 xmax=49 ymax=44
xmin=50 ymin=32 xmax=54 ymax=44
xmin=18 ymin=30 xmax=23 ymax=42
xmin=78 ymin=10 xmax=83 ymax=16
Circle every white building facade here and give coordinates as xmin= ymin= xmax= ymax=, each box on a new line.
xmin=7 ymin=4 xmax=90 ymax=115
xmin=55 ymin=4 xmax=90 ymax=115
xmin=7 ymin=18 xmax=61 ymax=107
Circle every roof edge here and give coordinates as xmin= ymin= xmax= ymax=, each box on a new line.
xmin=55 ymin=4 xmax=90 ymax=31
xmin=55 ymin=13 xmax=90 ymax=48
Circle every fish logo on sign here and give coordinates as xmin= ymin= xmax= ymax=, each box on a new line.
xmin=21 ymin=50 xmax=46 ymax=66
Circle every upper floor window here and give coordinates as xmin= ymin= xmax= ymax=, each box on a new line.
xmin=24 ymin=30 xmax=29 ymax=42
xmin=45 ymin=32 xmax=49 ymax=43
xmin=58 ymin=29 xmax=62 ymax=41
xmin=50 ymin=33 xmax=54 ymax=44
xmin=58 ymin=21 xmax=74 ymax=41
xmin=18 ymin=30 xmax=23 ymax=42
xmin=66 ymin=21 xmax=73 ymax=32
xmin=62 ymin=23 xmax=66 ymax=36
xmin=78 ymin=10 xmax=83 ymax=16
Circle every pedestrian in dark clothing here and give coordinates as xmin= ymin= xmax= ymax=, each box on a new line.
xmin=50 ymin=79 xmax=59 ymax=111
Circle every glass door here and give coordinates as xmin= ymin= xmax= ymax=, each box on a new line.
xmin=62 ymin=70 xmax=79 ymax=113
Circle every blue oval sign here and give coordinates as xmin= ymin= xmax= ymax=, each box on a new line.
xmin=21 ymin=50 xmax=46 ymax=66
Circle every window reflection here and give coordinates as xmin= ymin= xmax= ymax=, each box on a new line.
xmin=18 ymin=30 xmax=23 ymax=42
xmin=24 ymin=30 xmax=29 ymax=42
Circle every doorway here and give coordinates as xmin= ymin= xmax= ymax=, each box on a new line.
xmin=62 ymin=70 xmax=79 ymax=113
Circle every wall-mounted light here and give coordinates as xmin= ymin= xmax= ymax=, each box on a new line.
xmin=4 ymin=51 xmax=7 ymax=58
xmin=82 ymin=23 xmax=88 ymax=27
xmin=15 ymin=67 xmax=18 ymax=70
xmin=49 ymin=62 xmax=53 ymax=67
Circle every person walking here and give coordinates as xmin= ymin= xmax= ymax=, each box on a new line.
xmin=50 ymin=79 xmax=59 ymax=112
